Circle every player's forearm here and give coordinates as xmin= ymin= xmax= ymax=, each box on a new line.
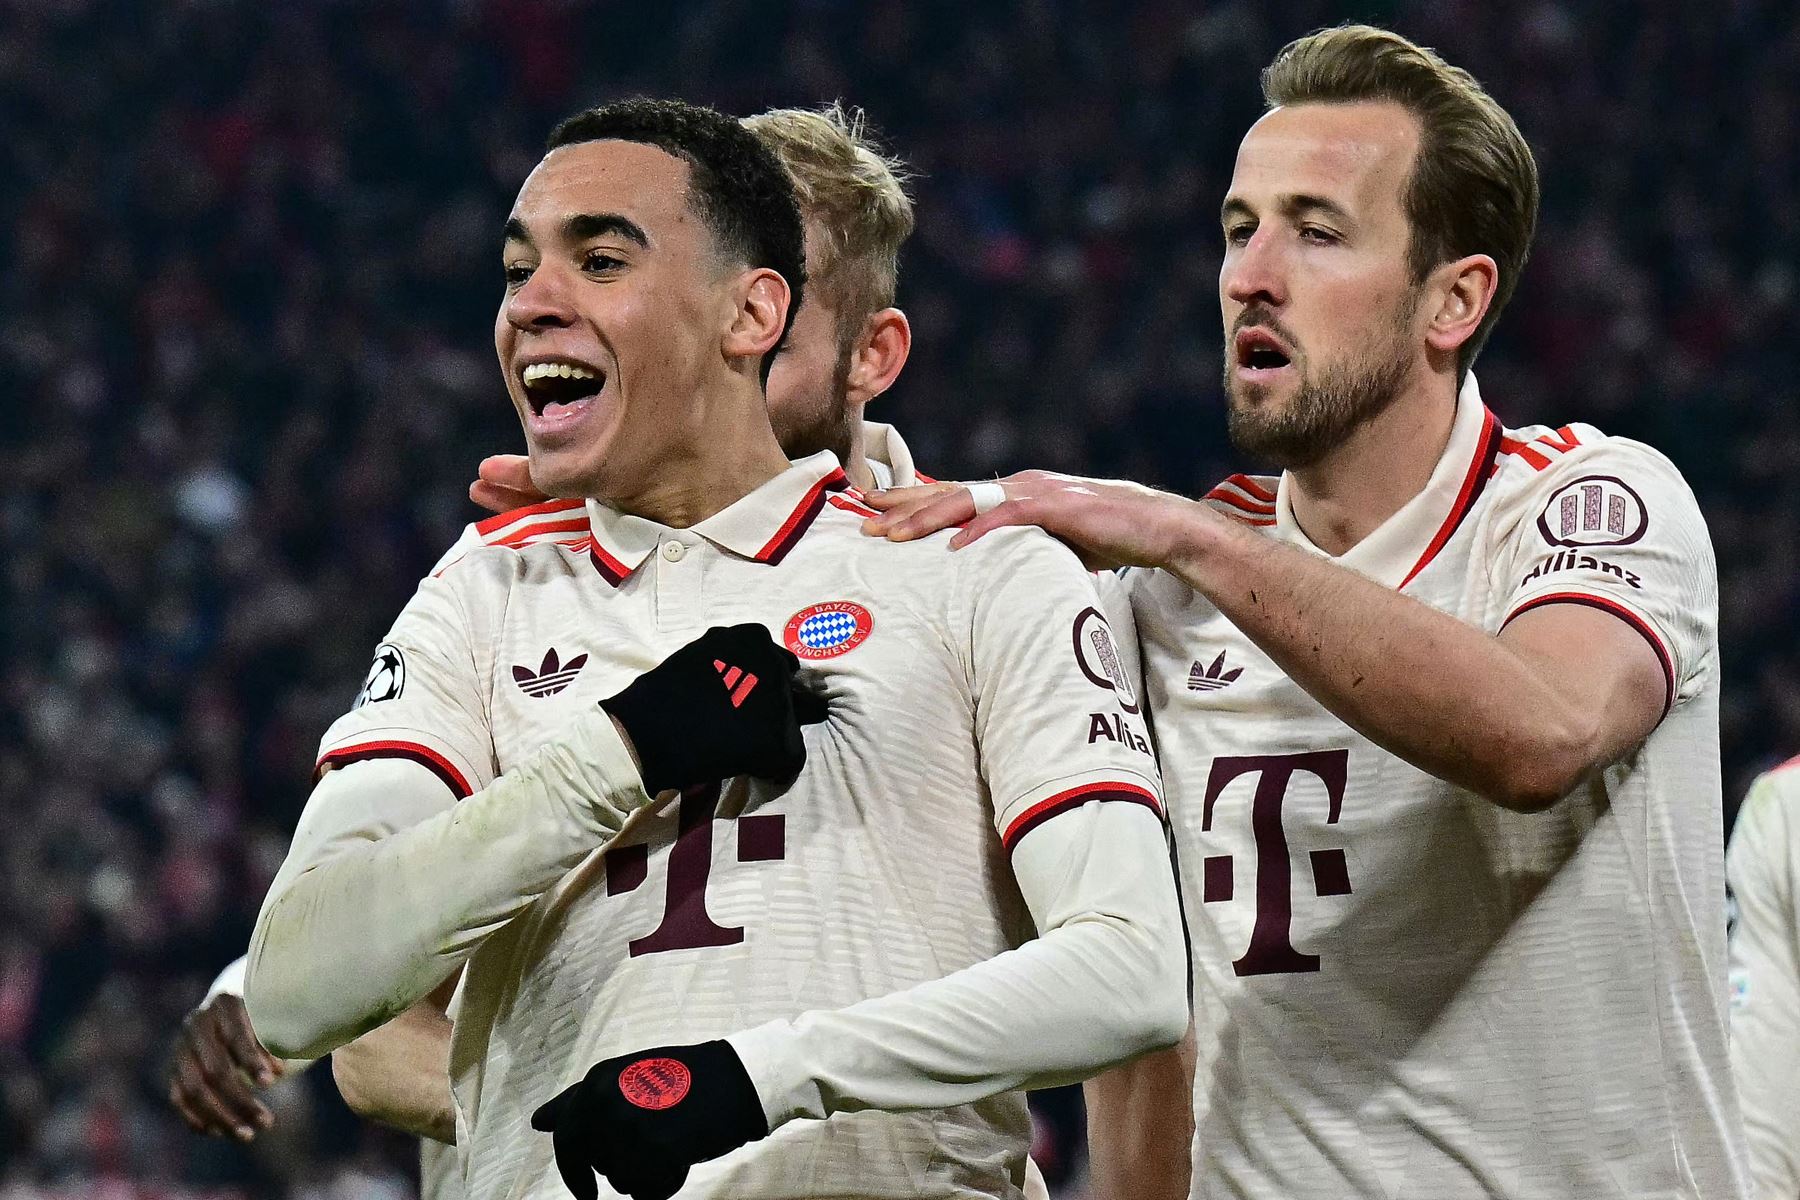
xmin=332 ymin=996 xmax=457 ymax=1145
xmin=1164 ymin=508 xmax=1604 ymax=810
xmin=1081 ymin=1024 xmax=1195 ymax=1200
xmin=728 ymin=803 xmax=1187 ymax=1128
xmin=247 ymin=709 xmax=649 ymax=1059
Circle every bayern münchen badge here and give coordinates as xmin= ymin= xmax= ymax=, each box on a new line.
xmin=784 ymin=601 xmax=873 ymax=660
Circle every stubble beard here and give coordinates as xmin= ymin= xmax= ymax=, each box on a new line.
xmin=769 ymin=338 xmax=858 ymax=465
xmin=1224 ymin=311 xmax=1417 ymax=471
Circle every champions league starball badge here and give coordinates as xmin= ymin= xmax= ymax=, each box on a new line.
xmin=354 ymin=643 xmax=406 ymax=708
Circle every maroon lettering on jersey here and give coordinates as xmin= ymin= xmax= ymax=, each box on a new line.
xmin=613 ymin=785 xmax=788 ymax=957
xmin=1200 ymin=750 xmax=1351 ymax=976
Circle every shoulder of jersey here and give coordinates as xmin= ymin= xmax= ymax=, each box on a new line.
xmin=824 ymin=482 xmax=1083 ymax=583
xmin=1484 ymin=418 xmax=1695 ymax=505
xmin=1202 ymin=473 xmax=1278 ymax=526
xmin=432 ymin=497 xmax=593 ymax=577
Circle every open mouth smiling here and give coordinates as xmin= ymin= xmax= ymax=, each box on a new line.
xmin=520 ymin=359 xmax=607 ymax=418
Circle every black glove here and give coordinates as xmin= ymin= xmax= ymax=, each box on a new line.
xmin=599 ymin=624 xmax=828 ymax=796
xmin=530 ymin=1039 xmax=770 ymax=1200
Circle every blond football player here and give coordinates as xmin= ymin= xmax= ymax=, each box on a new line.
xmin=1727 ymin=757 xmax=1800 ymax=1199
xmin=245 ymin=98 xmax=1186 ymax=1200
xmin=871 ymin=25 xmax=1747 ymax=1200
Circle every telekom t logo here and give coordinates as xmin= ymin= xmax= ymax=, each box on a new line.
xmin=1199 ymin=750 xmax=1351 ymax=976
xmin=604 ymin=784 xmax=785 ymax=957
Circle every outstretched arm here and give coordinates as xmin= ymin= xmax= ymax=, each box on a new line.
xmin=866 ymin=468 xmax=1682 ymax=813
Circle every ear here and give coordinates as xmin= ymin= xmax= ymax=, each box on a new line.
xmin=723 ymin=268 xmax=792 ymax=363
xmin=1423 ymin=253 xmax=1498 ymax=360
xmin=843 ymin=308 xmax=913 ymax=410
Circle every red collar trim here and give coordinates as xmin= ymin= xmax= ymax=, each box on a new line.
xmin=590 ymin=542 xmax=632 ymax=586
xmin=754 ymin=467 xmax=849 ymax=564
xmin=1398 ymin=407 xmax=1504 ymax=590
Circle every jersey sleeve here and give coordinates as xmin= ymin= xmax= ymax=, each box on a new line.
xmin=965 ymin=531 xmax=1164 ymax=849
xmin=1727 ymin=766 xmax=1800 ymax=1199
xmin=1492 ymin=437 xmax=1717 ymax=713
xmin=316 ymin=566 xmax=497 ymax=798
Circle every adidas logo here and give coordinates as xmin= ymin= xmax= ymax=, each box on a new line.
xmin=714 ymin=660 xmax=759 ymax=708
xmin=513 ymin=648 xmax=588 ymax=698
xmin=1187 ymin=652 xmax=1243 ymax=692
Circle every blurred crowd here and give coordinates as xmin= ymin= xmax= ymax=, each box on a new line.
xmin=2 ymin=0 xmax=1796 ymax=1195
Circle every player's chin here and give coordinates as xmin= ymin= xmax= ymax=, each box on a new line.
xmin=1227 ymin=365 xmax=1297 ymax=408
xmin=522 ymin=443 xmax=609 ymax=501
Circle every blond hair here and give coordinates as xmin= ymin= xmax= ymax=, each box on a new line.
xmin=744 ymin=103 xmax=915 ymax=342
xmin=1262 ymin=25 xmax=1539 ymax=375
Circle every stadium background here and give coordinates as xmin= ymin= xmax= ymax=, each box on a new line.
xmin=2 ymin=0 xmax=1795 ymax=1195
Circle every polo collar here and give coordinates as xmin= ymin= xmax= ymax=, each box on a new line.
xmin=1272 ymin=373 xmax=1504 ymax=590
xmin=584 ymin=451 xmax=849 ymax=585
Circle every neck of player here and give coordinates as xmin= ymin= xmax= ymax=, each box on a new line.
xmin=1285 ymin=363 xmax=1458 ymax=557
xmin=617 ymin=383 xmax=795 ymax=529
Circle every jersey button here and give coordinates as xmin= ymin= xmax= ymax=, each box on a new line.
xmin=662 ymin=541 xmax=687 ymax=562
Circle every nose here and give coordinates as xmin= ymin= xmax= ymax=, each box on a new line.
xmin=505 ymin=262 xmax=577 ymax=332
xmin=1222 ymin=227 xmax=1288 ymax=311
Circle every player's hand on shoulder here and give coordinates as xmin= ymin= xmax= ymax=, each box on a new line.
xmin=167 ymin=993 xmax=283 ymax=1142
xmin=531 ymin=1039 xmax=768 ymax=1200
xmin=862 ymin=470 xmax=1200 ymax=571
xmin=469 ymin=452 xmax=546 ymax=513
xmin=600 ymin=624 xmax=828 ymax=797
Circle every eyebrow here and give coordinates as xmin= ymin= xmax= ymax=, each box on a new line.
xmin=1220 ymin=193 xmax=1357 ymax=226
xmin=502 ymin=212 xmax=650 ymax=248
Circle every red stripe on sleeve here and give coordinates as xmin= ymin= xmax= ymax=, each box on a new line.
xmin=1206 ymin=488 xmax=1277 ymax=516
xmin=474 ymin=497 xmax=585 ymax=537
xmin=1226 ymin=473 xmax=1277 ymax=502
xmin=1501 ymin=591 xmax=1676 ymax=715
xmin=1001 ymin=782 xmax=1162 ymax=853
xmin=492 ymin=517 xmax=591 ymax=548
xmin=317 ymin=740 xmax=474 ymax=798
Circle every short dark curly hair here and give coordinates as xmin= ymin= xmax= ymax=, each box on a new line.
xmin=547 ymin=98 xmax=807 ymax=379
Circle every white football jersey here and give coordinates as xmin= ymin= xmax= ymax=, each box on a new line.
xmin=318 ymin=451 xmax=1164 ymax=1200
xmin=1129 ymin=376 xmax=1747 ymax=1199
xmin=1726 ymin=757 xmax=1800 ymax=1199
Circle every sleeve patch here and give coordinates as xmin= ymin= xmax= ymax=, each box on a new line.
xmin=353 ymin=644 xmax=407 ymax=708
xmin=1535 ymin=474 xmax=1649 ymax=547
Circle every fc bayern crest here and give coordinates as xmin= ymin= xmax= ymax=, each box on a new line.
xmin=784 ymin=601 xmax=873 ymax=660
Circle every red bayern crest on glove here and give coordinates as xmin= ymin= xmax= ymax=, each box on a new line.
xmin=618 ymin=1057 xmax=692 ymax=1110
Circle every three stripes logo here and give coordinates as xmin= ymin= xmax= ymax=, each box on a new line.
xmin=512 ymin=648 xmax=588 ymax=698
xmin=1188 ymin=651 xmax=1243 ymax=693
xmin=714 ymin=660 xmax=759 ymax=708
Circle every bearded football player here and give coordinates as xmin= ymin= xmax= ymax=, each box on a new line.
xmin=871 ymin=25 xmax=1748 ymax=1200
